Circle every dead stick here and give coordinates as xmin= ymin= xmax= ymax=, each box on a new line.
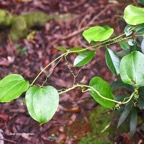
xmin=0 ymin=138 xmax=16 ymax=144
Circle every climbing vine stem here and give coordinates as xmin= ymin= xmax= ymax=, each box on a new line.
xmin=59 ymin=84 xmax=139 ymax=107
xmin=31 ymin=33 xmax=133 ymax=86
xmin=31 ymin=52 xmax=68 ymax=86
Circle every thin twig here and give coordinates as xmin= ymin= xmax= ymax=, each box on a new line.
xmin=0 ymin=138 xmax=16 ymax=144
xmin=69 ymin=0 xmax=87 ymax=9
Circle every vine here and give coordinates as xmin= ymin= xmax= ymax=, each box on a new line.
xmin=0 ymin=4 xmax=144 ymax=136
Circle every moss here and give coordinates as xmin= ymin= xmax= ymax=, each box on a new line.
xmin=0 ymin=9 xmax=13 ymax=26
xmin=78 ymin=105 xmax=130 ymax=144
xmin=10 ymin=16 xmax=28 ymax=41
xmin=23 ymin=12 xmax=52 ymax=28
xmin=0 ymin=9 xmax=77 ymax=41
xmin=0 ymin=9 xmax=53 ymax=41
xmin=79 ymin=106 xmax=113 ymax=144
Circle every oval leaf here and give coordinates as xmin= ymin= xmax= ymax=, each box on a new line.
xmin=119 ymin=41 xmax=130 ymax=50
xmin=82 ymin=26 xmax=114 ymax=43
xmin=57 ymin=46 xmax=67 ymax=52
xmin=0 ymin=74 xmax=29 ymax=102
xmin=130 ymin=108 xmax=137 ymax=136
xmin=117 ymin=102 xmax=133 ymax=128
xmin=130 ymin=40 xmax=141 ymax=52
xmin=111 ymin=80 xmax=133 ymax=91
xmin=25 ymin=85 xmax=59 ymax=124
xmin=120 ymin=51 xmax=144 ymax=87
xmin=124 ymin=5 xmax=144 ymax=25
xmin=105 ymin=48 xmax=120 ymax=75
xmin=138 ymin=96 xmax=144 ymax=110
xmin=73 ymin=50 xmax=95 ymax=67
xmin=89 ymin=77 xmax=115 ymax=108
xmin=135 ymin=23 xmax=144 ymax=35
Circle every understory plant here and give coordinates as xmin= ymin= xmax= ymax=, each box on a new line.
xmin=1 ymin=4 xmax=144 ymax=136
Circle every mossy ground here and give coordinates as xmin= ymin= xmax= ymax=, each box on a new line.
xmin=63 ymin=103 xmax=142 ymax=144
xmin=79 ymin=106 xmax=114 ymax=144
xmin=63 ymin=104 xmax=116 ymax=144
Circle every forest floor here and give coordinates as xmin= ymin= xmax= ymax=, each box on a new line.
xmin=0 ymin=0 xmax=143 ymax=144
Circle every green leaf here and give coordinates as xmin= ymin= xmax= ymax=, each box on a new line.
xmin=73 ymin=50 xmax=95 ymax=67
xmin=130 ymin=108 xmax=137 ymax=136
xmin=105 ymin=48 xmax=120 ymax=75
xmin=124 ymin=5 xmax=144 ymax=25
xmin=139 ymin=86 xmax=144 ymax=95
xmin=111 ymin=80 xmax=134 ymax=91
xmin=0 ymin=74 xmax=29 ymax=102
xmin=117 ymin=102 xmax=133 ymax=128
xmin=89 ymin=77 xmax=115 ymax=108
xmin=135 ymin=23 xmax=144 ymax=35
xmin=69 ymin=47 xmax=85 ymax=53
xmin=138 ymin=96 xmax=144 ymax=110
xmin=25 ymin=85 xmax=59 ymax=124
xmin=130 ymin=40 xmax=141 ymax=52
xmin=139 ymin=0 xmax=144 ymax=5
xmin=120 ymin=51 xmax=144 ymax=87
xmin=119 ymin=41 xmax=130 ymax=50
xmin=82 ymin=26 xmax=114 ymax=43
xmin=57 ymin=46 xmax=67 ymax=52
